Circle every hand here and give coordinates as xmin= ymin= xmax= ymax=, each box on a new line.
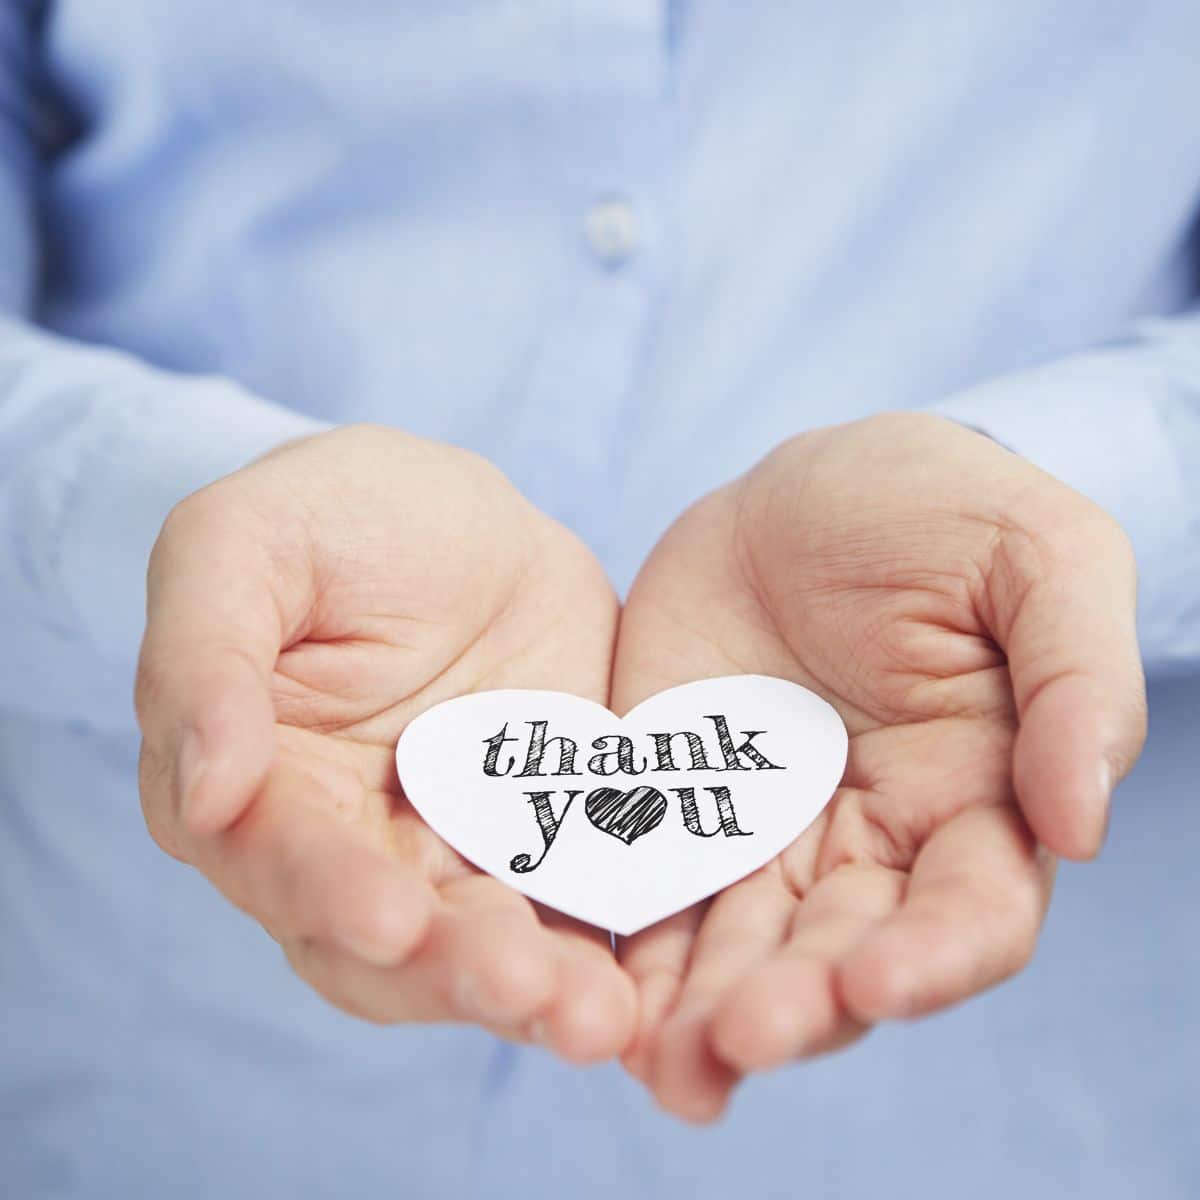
xmin=611 ymin=412 xmax=1147 ymax=1120
xmin=136 ymin=425 xmax=634 ymax=1062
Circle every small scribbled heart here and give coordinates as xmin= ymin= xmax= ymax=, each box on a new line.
xmin=584 ymin=785 xmax=667 ymax=845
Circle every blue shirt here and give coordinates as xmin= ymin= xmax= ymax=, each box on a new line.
xmin=2 ymin=2 xmax=1199 ymax=1196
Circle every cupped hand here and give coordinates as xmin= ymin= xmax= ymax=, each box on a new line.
xmin=611 ymin=413 xmax=1147 ymax=1121
xmin=136 ymin=425 xmax=634 ymax=1062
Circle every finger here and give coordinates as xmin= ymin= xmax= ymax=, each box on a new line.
xmin=428 ymin=874 xmax=561 ymax=1031
xmin=282 ymin=877 xmax=559 ymax=1032
xmin=710 ymin=862 xmax=903 ymax=1073
xmin=609 ymin=484 xmax=775 ymax=717
xmin=189 ymin=757 xmax=434 ymax=966
xmin=531 ymin=908 xmax=638 ymax=1064
xmin=838 ymin=803 xmax=1055 ymax=1022
xmin=283 ymin=938 xmax=452 ymax=1026
xmin=987 ymin=515 xmax=1147 ymax=859
xmin=136 ymin=486 xmax=308 ymax=836
xmin=645 ymin=867 xmax=795 ymax=1123
xmin=616 ymin=906 xmax=707 ymax=1083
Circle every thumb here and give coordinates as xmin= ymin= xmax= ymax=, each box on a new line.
xmin=990 ymin=511 xmax=1148 ymax=860
xmin=610 ymin=487 xmax=753 ymax=716
xmin=135 ymin=488 xmax=305 ymax=837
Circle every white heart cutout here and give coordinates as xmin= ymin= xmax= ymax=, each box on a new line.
xmin=395 ymin=675 xmax=848 ymax=936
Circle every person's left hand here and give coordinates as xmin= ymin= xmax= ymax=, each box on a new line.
xmin=610 ymin=412 xmax=1147 ymax=1122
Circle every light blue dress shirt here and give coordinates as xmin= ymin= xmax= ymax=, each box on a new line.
xmin=1 ymin=3 xmax=1198 ymax=1197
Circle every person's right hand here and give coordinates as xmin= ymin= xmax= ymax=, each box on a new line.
xmin=136 ymin=425 xmax=633 ymax=1062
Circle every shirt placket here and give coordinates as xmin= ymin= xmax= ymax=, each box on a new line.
xmin=510 ymin=0 xmax=673 ymax=542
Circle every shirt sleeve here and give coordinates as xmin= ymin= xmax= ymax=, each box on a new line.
xmin=934 ymin=311 xmax=1200 ymax=680
xmin=0 ymin=7 xmax=329 ymax=731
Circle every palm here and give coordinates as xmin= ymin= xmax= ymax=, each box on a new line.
xmin=139 ymin=427 xmax=633 ymax=1058
xmin=610 ymin=418 xmax=1082 ymax=1121
xmin=264 ymin=595 xmax=628 ymax=1039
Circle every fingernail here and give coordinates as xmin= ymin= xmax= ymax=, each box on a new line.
xmin=176 ymin=729 xmax=206 ymax=819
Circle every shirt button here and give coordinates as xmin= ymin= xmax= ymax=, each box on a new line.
xmin=583 ymin=196 xmax=639 ymax=266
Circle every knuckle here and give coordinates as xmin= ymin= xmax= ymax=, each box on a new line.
xmin=1003 ymin=909 xmax=1042 ymax=977
xmin=1109 ymin=525 xmax=1139 ymax=591
xmin=137 ymin=745 xmax=186 ymax=861
xmin=133 ymin=650 xmax=169 ymax=726
xmin=1105 ymin=515 xmax=1136 ymax=563
xmin=954 ymin=855 xmax=1045 ymax=986
xmin=330 ymin=421 xmax=417 ymax=463
xmin=474 ymin=945 xmax=549 ymax=1027
xmin=1071 ymin=498 xmax=1137 ymax=568
xmin=147 ymin=486 xmax=227 ymax=586
xmin=446 ymin=440 xmax=515 ymax=496
xmin=858 ymin=410 xmax=944 ymax=438
xmin=132 ymin=666 xmax=154 ymax=727
xmin=1109 ymin=694 xmax=1150 ymax=776
xmin=284 ymin=940 xmax=394 ymax=1026
xmin=143 ymin=813 xmax=183 ymax=862
xmin=260 ymin=823 xmax=330 ymax=942
xmin=991 ymin=888 xmax=1044 ymax=980
xmin=158 ymin=488 xmax=213 ymax=543
xmin=1050 ymin=493 xmax=1133 ymax=560
xmin=843 ymin=410 xmax=965 ymax=457
xmin=271 ymin=845 xmax=311 ymax=930
xmin=338 ymin=420 xmax=391 ymax=440
xmin=1018 ymin=494 xmax=1139 ymax=600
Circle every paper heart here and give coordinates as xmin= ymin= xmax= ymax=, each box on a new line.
xmin=394 ymin=675 xmax=848 ymax=935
